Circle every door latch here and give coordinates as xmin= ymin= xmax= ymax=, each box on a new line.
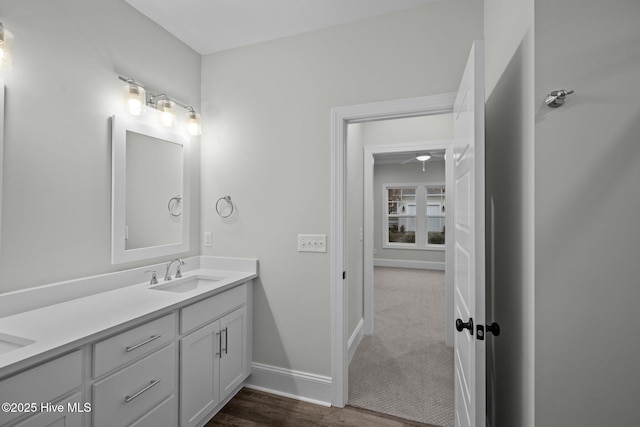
xmin=478 ymin=322 xmax=500 ymax=340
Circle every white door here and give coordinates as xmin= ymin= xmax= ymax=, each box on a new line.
xmin=453 ymin=40 xmax=485 ymax=427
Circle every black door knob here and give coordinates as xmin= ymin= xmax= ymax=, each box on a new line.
xmin=456 ymin=318 xmax=474 ymax=335
xmin=486 ymin=322 xmax=501 ymax=337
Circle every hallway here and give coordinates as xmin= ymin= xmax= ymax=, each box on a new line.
xmin=348 ymin=267 xmax=454 ymax=427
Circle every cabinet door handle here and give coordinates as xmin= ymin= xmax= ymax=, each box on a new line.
xmin=126 ymin=335 xmax=161 ymax=352
xmin=216 ymin=331 xmax=221 ymax=358
xmin=125 ymin=379 xmax=161 ymax=403
xmin=223 ymin=327 xmax=228 ymax=355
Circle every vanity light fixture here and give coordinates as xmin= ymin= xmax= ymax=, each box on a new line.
xmin=186 ymin=109 xmax=201 ymax=136
xmin=0 ymin=22 xmax=14 ymax=71
xmin=122 ymin=79 xmax=146 ymax=116
xmin=156 ymin=97 xmax=176 ymax=128
xmin=118 ymin=75 xmax=202 ymax=135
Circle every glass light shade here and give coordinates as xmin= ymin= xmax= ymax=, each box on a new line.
xmin=0 ymin=24 xmax=14 ymax=71
xmin=186 ymin=111 xmax=201 ymax=136
xmin=123 ymin=84 xmax=146 ymax=116
xmin=157 ymin=99 xmax=176 ymax=128
xmin=416 ymin=155 xmax=431 ymax=162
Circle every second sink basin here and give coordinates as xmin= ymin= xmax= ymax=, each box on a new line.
xmin=0 ymin=332 xmax=35 ymax=355
xmin=149 ymin=277 xmax=224 ymax=293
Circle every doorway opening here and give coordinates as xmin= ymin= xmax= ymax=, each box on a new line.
xmin=330 ymin=92 xmax=457 ymax=411
xmin=345 ymin=116 xmax=454 ymax=426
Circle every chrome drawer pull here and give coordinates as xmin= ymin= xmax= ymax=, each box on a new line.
xmin=125 ymin=379 xmax=161 ymax=403
xmin=125 ymin=335 xmax=161 ymax=352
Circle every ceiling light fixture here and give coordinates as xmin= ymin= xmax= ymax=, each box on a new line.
xmin=118 ymin=76 xmax=202 ymax=136
xmin=416 ymin=154 xmax=431 ymax=172
xmin=0 ymin=22 xmax=14 ymax=71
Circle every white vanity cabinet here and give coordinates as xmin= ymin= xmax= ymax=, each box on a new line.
xmin=0 ymin=351 xmax=83 ymax=426
xmin=179 ymin=284 xmax=250 ymax=427
xmin=0 ymin=269 xmax=254 ymax=427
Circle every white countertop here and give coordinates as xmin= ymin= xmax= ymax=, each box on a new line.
xmin=0 ymin=262 xmax=257 ymax=377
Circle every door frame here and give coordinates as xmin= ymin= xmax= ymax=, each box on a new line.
xmin=330 ymin=93 xmax=456 ymax=407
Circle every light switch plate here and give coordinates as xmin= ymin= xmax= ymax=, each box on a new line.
xmin=204 ymin=232 xmax=212 ymax=247
xmin=298 ymin=234 xmax=327 ymax=253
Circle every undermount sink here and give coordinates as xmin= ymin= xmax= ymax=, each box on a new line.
xmin=0 ymin=333 xmax=35 ymax=355
xmin=149 ymin=277 xmax=224 ymax=293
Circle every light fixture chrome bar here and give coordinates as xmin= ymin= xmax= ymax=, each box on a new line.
xmin=118 ymin=75 xmax=195 ymax=111
xmin=118 ymin=75 xmax=201 ymax=135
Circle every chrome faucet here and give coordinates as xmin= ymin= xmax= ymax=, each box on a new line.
xmin=164 ymin=259 xmax=185 ymax=281
xmin=145 ymin=270 xmax=158 ymax=285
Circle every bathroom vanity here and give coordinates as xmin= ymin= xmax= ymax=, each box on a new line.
xmin=0 ymin=256 xmax=257 ymax=427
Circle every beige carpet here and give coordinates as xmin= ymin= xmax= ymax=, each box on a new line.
xmin=348 ymin=267 xmax=454 ymax=427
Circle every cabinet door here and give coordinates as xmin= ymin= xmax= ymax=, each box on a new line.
xmin=13 ymin=392 xmax=84 ymax=427
xmin=180 ymin=322 xmax=220 ymax=427
xmin=219 ymin=306 xmax=246 ymax=399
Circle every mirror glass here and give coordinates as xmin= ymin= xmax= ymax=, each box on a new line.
xmin=112 ymin=115 xmax=190 ymax=264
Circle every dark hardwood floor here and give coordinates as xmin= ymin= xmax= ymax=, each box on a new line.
xmin=206 ymin=388 xmax=441 ymax=427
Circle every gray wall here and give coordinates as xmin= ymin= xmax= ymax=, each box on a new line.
xmin=0 ymin=0 xmax=201 ymax=293
xmin=200 ymin=0 xmax=483 ymax=376
xmin=373 ymin=161 xmax=446 ymax=264
xmin=347 ymin=123 xmax=364 ymax=338
xmin=361 ymin=115 xmax=451 ymax=265
xmin=534 ymin=1 xmax=640 ymax=425
xmin=486 ymin=0 xmax=640 ymax=426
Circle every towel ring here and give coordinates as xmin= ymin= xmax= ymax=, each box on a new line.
xmin=168 ymin=195 xmax=182 ymax=217
xmin=215 ymin=195 xmax=234 ymax=218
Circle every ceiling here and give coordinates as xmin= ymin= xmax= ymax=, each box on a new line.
xmin=125 ymin=0 xmax=441 ymax=55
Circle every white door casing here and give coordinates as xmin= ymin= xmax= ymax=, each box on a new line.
xmin=453 ymin=40 xmax=486 ymax=427
xmin=331 ymin=94 xmax=456 ymax=407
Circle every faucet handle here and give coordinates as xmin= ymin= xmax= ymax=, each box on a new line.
xmin=176 ymin=260 xmax=185 ymax=278
xmin=145 ymin=270 xmax=158 ymax=285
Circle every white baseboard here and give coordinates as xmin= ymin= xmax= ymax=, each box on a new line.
xmin=348 ymin=318 xmax=364 ymax=364
xmin=244 ymin=362 xmax=332 ymax=407
xmin=374 ymin=258 xmax=445 ymax=270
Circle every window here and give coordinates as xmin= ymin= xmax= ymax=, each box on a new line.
xmin=426 ymin=186 xmax=445 ymax=245
xmin=387 ymin=187 xmax=416 ymax=243
xmin=384 ymin=183 xmax=445 ymax=249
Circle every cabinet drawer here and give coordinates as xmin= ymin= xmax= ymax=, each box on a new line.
xmin=129 ymin=395 xmax=177 ymax=427
xmin=181 ymin=284 xmax=246 ymax=333
xmin=93 ymin=313 xmax=176 ymax=377
xmin=0 ymin=350 xmax=83 ymax=425
xmin=13 ymin=392 xmax=85 ymax=427
xmin=92 ymin=344 xmax=176 ymax=427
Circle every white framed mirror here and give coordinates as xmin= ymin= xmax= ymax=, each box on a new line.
xmin=111 ymin=115 xmax=190 ymax=264
xmin=0 ymin=80 xmax=4 ymax=251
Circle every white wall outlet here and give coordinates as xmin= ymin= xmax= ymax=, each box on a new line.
xmin=298 ymin=234 xmax=327 ymax=253
xmin=204 ymin=231 xmax=212 ymax=247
